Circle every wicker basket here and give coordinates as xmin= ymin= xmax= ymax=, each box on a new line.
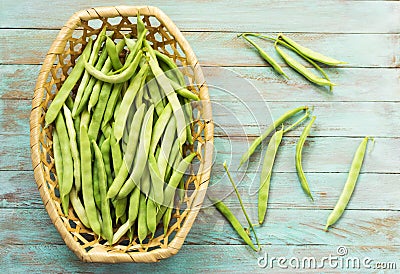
xmin=30 ymin=6 xmax=213 ymax=263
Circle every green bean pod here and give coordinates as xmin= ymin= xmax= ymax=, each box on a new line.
xmin=92 ymin=141 xmax=113 ymax=243
xmin=84 ymin=50 xmax=143 ymax=84
xmin=164 ymin=138 xmax=181 ymax=182
xmin=106 ymin=36 xmax=123 ymax=70
xmin=108 ymin=104 xmax=146 ymax=199
xmin=63 ymin=105 xmax=81 ymax=192
xmin=170 ymin=80 xmax=200 ymax=101
xmin=150 ymin=103 xmax=172 ymax=154
xmin=239 ymin=106 xmax=308 ymax=167
xmin=158 ymin=116 xmax=177 ymax=180
xmin=146 ymin=73 xmax=165 ymax=116
xmin=240 ymin=34 xmax=288 ymax=79
xmin=147 ymin=199 xmax=157 ymax=237
xmin=325 ymin=137 xmax=372 ymax=231
xmin=114 ymin=63 xmax=148 ymax=142
xmin=80 ymin=109 xmax=91 ymax=129
xmin=156 ymin=153 xmax=196 ymax=224
xmin=295 ymin=116 xmax=316 ymax=200
xmin=148 ymin=154 xmax=164 ymax=206
xmin=111 ymin=186 xmax=140 ymax=244
xmin=154 ymin=50 xmax=186 ymax=86
xmin=69 ymin=187 xmax=90 ymax=228
xmin=74 ymin=28 xmax=107 ymax=114
xmin=148 ymin=53 xmax=187 ymax=148
xmin=117 ymin=105 xmax=154 ymax=199
xmin=73 ymin=48 xmax=108 ymax=117
xmin=45 ymin=38 xmax=93 ymax=125
xmin=275 ymin=43 xmax=335 ymax=87
xmin=223 ymin=162 xmax=260 ymax=250
xmin=138 ymin=193 xmax=148 ymax=244
xmin=88 ymin=82 xmax=113 ymax=141
xmin=278 ymin=34 xmax=346 ymax=66
xmin=92 ymin=154 xmax=101 ymax=210
xmin=53 ymin=130 xmax=69 ymax=215
xmin=86 ymin=39 xmax=126 ymax=113
xmin=102 ymin=83 xmax=123 ymax=129
xmin=209 ymin=197 xmax=257 ymax=251
xmin=258 ymin=127 xmax=284 ymax=224
xmin=163 ymin=200 xmax=174 ymax=234
xmin=80 ymin=124 xmax=101 ymax=236
xmin=114 ymin=197 xmax=128 ymax=225
xmin=110 ymin=130 xmax=123 ymax=175
xmin=55 ymin=113 xmax=73 ymax=204
xmin=65 ymin=95 xmax=74 ymax=110
xmin=100 ymin=138 xmax=113 ymax=188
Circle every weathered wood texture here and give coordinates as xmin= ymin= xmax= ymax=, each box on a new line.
xmin=1 ymin=30 xmax=399 ymax=67
xmin=0 ymin=0 xmax=399 ymax=271
xmin=0 ymin=0 xmax=399 ymax=33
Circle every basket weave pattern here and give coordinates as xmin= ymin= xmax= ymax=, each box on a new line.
xmin=30 ymin=6 xmax=213 ymax=263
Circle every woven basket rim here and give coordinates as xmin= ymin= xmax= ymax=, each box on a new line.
xmin=30 ymin=5 xmax=214 ymax=263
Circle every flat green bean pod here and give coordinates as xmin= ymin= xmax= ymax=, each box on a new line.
xmin=74 ymin=28 xmax=107 ymax=115
xmin=150 ymin=103 xmax=172 ymax=154
xmin=69 ymin=187 xmax=90 ymax=228
xmin=84 ymin=50 xmax=143 ymax=84
xmin=295 ymin=116 xmax=316 ymax=200
xmin=278 ymin=34 xmax=346 ymax=66
xmin=53 ymin=130 xmax=69 ymax=215
xmin=45 ymin=38 xmax=93 ymax=125
xmin=113 ymin=62 xmax=148 ymax=142
xmin=63 ymin=105 xmax=81 ymax=192
xmin=92 ymin=141 xmax=113 ymax=243
xmin=138 ymin=193 xmax=148 ymax=244
xmin=258 ymin=127 xmax=284 ymax=224
xmin=80 ymin=124 xmax=101 ymax=236
xmin=325 ymin=137 xmax=372 ymax=231
xmin=106 ymin=36 xmax=123 ymax=70
xmin=275 ymin=43 xmax=335 ymax=87
xmin=239 ymin=34 xmax=288 ymax=79
xmin=108 ymin=104 xmax=146 ymax=199
xmin=148 ymin=53 xmax=187 ymax=148
xmin=111 ymin=187 xmax=140 ymax=244
xmin=116 ymin=105 xmax=154 ymax=199
xmin=209 ymin=197 xmax=257 ymax=251
xmin=239 ymin=106 xmax=308 ymax=167
xmin=55 ymin=113 xmax=73 ymax=204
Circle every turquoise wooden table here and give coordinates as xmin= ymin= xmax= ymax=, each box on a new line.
xmin=1 ymin=0 xmax=399 ymax=272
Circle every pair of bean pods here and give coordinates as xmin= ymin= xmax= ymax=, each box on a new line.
xmin=239 ymin=33 xmax=347 ymax=90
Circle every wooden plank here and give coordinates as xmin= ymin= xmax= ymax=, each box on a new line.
xmin=214 ymin=136 xmax=400 ymax=173
xmin=2 ymin=65 xmax=400 ymax=102
xmin=1 ymin=127 xmax=399 ymax=173
xmin=0 ymin=171 xmax=42 ymax=208
xmin=0 ymin=0 xmax=399 ymax=33
xmin=1 ymin=208 xmax=398 ymax=246
xmin=2 ymin=171 xmax=399 ymax=210
xmin=205 ymin=67 xmax=400 ymax=102
xmin=3 ymin=97 xmax=400 ymax=137
xmin=1 ymin=30 xmax=399 ymax=67
xmin=0 ymin=244 xmax=398 ymax=273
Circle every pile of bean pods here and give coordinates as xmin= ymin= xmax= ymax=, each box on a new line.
xmin=211 ymin=106 xmax=372 ymax=251
xmin=47 ymin=14 xmax=199 ymax=245
xmin=238 ymin=33 xmax=347 ymax=90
